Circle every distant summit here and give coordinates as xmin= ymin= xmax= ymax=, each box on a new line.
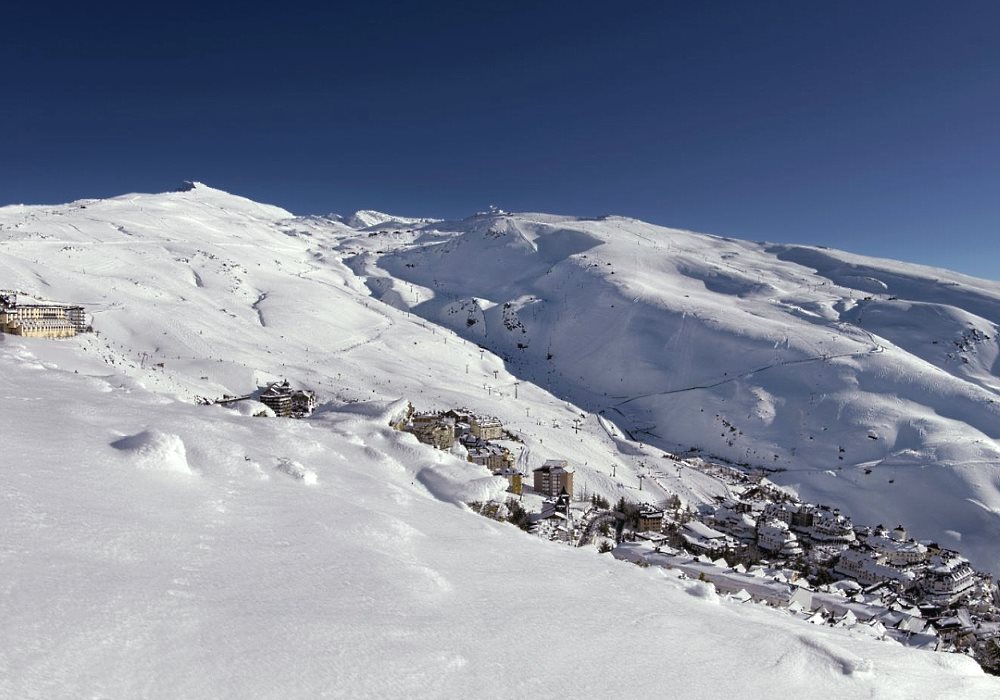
xmin=346 ymin=209 xmax=439 ymax=230
xmin=156 ymin=181 xmax=293 ymax=219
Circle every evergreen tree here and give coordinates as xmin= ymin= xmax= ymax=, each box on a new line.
xmin=505 ymin=499 xmax=532 ymax=531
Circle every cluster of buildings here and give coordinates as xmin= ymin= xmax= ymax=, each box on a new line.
xmin=0 ymin=293 xmax=87 ymax=339
xmin=531 ymin=489 xmax=575 ymax=538
xmin=672 ymin=492 xmax=986 ymax=615
xmin=398 ymin=407 xmax=524 ymax=494
xmin=401 ymin=408 xmax=504 ymax=449
xmin=397 ymin=405 xmax=580 ymax=508
xmin=258 ymin=381 xmax=318 ymax=417
xmin=601 ymin=468 xmax=999 ymax=662
xmin=444 ymin=409 xmax=1000 ymax=670
xmin=450 ymin=414 xmax=1000 ymax=669
xmin=208 ymin=381 xmax=318 ymax=418
xmin=526 ymin=460 xmax=580 ymax=539
xmin=688 ymin=493 xmax=982 ymax=614
xmin=612 ymin=538 xmax=997 ymax=653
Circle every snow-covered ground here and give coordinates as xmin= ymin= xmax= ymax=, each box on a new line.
xmin=3 ymin=183 xmax=1000 ymax=697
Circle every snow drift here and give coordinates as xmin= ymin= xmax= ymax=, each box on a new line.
xmin=111 ymin=429 xmax=194 ymax=476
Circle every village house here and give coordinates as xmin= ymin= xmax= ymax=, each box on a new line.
xmin=442 ymin=408 xmax=473 ymax=424
xmin=809 ymin=508 xmax=856 ymax=544
xmin=757 ymin=519 xmax=804 ymax=558
xmin=553 ymin=490 xmax=571 ymax=515
xmin=636 ymin=506 xmax=665 ymax=533
xmin=466 ymin=442 xmax=514 ymax=471
xmin=533 ymin=501 xmax=564 ymax=524
xmin=761 ymin=501 xmax=801 ymax=527
xmin=739 ymin=480 xmax=788 ymax=504
xmin=530 ymin=494 xmax=574 ymax=542
xmin=258 ymin=381 xmax=318 ymax=418
xmin=470 ymin=415 xmax=504 ymax=441
xmin=532 ymin=459 xmax=574 ymax=498
xmin=711 ymin=507 xmax=758 ymax=542
xmin=921 ymin=552 xmax=976 ymax=606
xmin=933 ymin=609 xmax=978 ymax=649
xmin=259 ymin=383 xmax=293 ymax=417
xmin=635 ymin=531 xmax=671 ymax=547
xmin=408 ymin=412 xmax=457 ymax=450
xmin=865 ymin=532 xmax=929 ymax=567
xmin=0 ymin=293 xmax=86 ymax=339
xmin=290 ymin=389 xmax=318 ymax=415
xmin=788 ymin=586 xmax=815 ymax=613
xmin=808 ymin=543 xmax=849 ymax=565
xmin=834 ymin=548 xmax=917 ymax=589
xmin=761 ymin=501 xmax=855 ymax=544
xmin=441 ymin=409 xmax=472 ymax=438
xmin=882 ymin=610 xmax=935 ymax=641
xmin=680 ymin=520 xmax=734 ymax=555
xmin=498 ymin=466 xmax=523 ymax=495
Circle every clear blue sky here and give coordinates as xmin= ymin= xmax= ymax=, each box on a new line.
xmin=3 ymin=1 xmax=998 ymax=278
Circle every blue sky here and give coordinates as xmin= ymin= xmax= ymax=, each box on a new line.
xmin=3 ymin=1 xmax=998 ymax=278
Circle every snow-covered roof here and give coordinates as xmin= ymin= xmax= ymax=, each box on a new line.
xmin=866 ymin=534 xmax=927 ymax=556
xmin=684 ymin=521 xmax=727 ymax=540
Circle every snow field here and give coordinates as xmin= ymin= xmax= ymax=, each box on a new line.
xmin=2 ymin=339 xmax=997 ymax=698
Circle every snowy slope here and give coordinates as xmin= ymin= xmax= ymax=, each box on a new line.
xmin=3 ymin=317 xmax=997 ymax=699
xmin=3 ymin=184 xmax=1000 ymax=696
xmin=0 ymin=185 xmax=678 ymax=507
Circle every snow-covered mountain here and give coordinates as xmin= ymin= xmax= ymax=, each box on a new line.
xmin=349 ymin=211 xmax=1000 ymax=574
xmin=343 ymin=208 xmax=440 ymax=230
xmin=3 ymin=183 xmax=999 ymax=697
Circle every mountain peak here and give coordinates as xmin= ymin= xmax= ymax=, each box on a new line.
xmin=346 ymin=209 xmax=438 ymax=230
xmin=151 ymin=181 xmax=293 ymax=220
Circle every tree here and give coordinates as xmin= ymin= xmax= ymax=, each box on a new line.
xmin=975 ymin=638 xmax=1000 ymax=675
xmin=597 ymin=540 xmax=614 ymax=554
xmin=505 ymin=499 xmax=531 ymax=531
xmin=591 ymin=494 xmax=610 ymax=510
xmin=813 ymin=566 xmax=835 ymax=586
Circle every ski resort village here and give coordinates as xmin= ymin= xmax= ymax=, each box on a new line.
xmin=392 ymin=402 xmax=1000 ymax=670
xmin=4 ymin=184 xmax=1000 ymax=697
